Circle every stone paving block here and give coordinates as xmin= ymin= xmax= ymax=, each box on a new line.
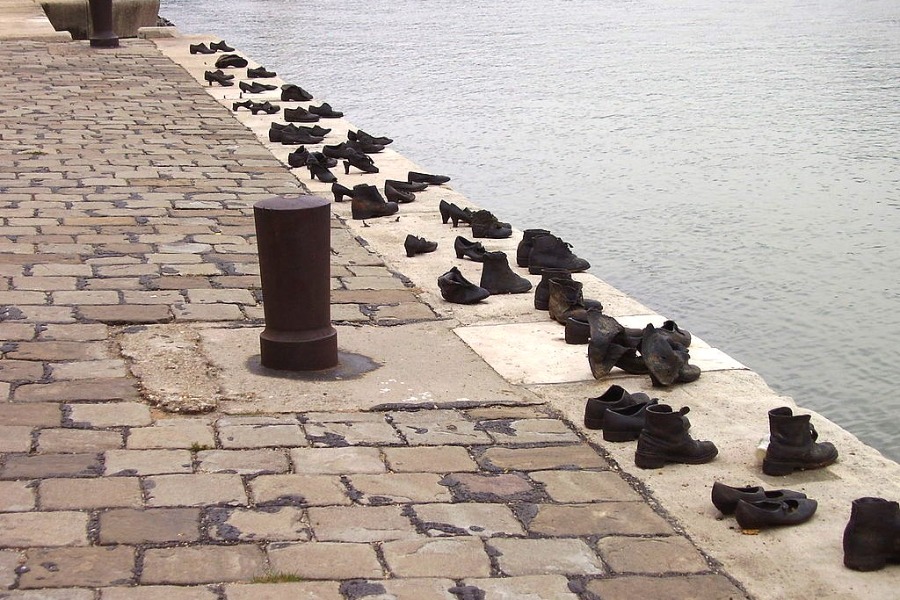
xmin=331 ymin=303 xmax=367 ymax=321
xmin=186 ymin=289 xmax=256 ymax=304
xmin=290 ymin=447 xmax=386 ymax=474
xmin=0 ymin=323 xmax=36 ymax=341
xmin=308 ymin=506 xmax=420 ymax=542
xmin=0 ymin=481 xmax=35 ymax=512
xmin=152 ymin=276 xmax=213 ymax=289
xmin=446 ymin=472 xmax=541 ymax=503
xmin=529 ymin=470 xmax=643 ymax=503
xmin=305 ymin=420 xmax=402 ymax=446
xmin=173 ymin=303 xmax=243 ymax=321
xmin=144 ymin=474 xmax=247 ymax=507
xmin=343 ymin=276 xmax=408 ymax=291
xmin=528 ymin=502 xmax=674 ymax=536
xmin=0 ymin=291 xmax=46 ymax=305
xmin=100 ymin=586 xmax=219 ymax=600
xmin=463 ymin=575 xmax=580 ymax=599
xmin=480 ymin=445 xmax=609 ymax=471
xmin=79 ymin=304 xmax=173 ymax=324
xmin=250 ymin=474 xmax=352 ymax=506
xmin=0 ymin=425 xmax=32 ymax=452
xmin=488 ymin=538 xmax=605 ymax=576
xmin=266 ymin=541 xmax=382 ymax=579
xmin=122 ymin=290 xmax=185 ymax=304
xmin=223 ymin=582 xmax=343 ymax=600
xmin=105 ymin=449 xmax=193 ymax=476
xmin=31 ymin=264 xmax=92 ymax=277
xmin=383 ymin=446 xmax=479 ymax=473
xmin=37 ymin=428 xmax=123 ymax=452
xmin=19 ymin=546 xmax=134 ymax=588
xmin=99 ymin=508 xmax=200 ymax=545
xmin=349 ymin=473 xmax=453 ymax=504
xmin=372 ymin=303 xmax=438 ymax=322
xmin=413 ymin=503 xmax=525 ymax=537
xmin=0 ymin=403 xmax=61 ymax=426
xmin=86 ymin=277 xmax=146 ymax=290
xmin=481 ymin=418 xmax=580 ymax=444
xmin=13 ymin=276 xmax=78 ymax=291
xmin=339 ymin=578 xmax=458 ymax=600
xmin=0 ymin=360 xmax=45 ymax=382
xmin=52 ymin=290 xmax=120 ymax=305
xmin=1 ymin=453 xmax=102 ymax=479
xmin=597 ymin=535 xmax=710 ymax=574
xmin=14 ymin=306 xmax=77 ymax=323
xmin=465 ymin=406 xmax=549 ymax=420
xmin=127 ymin=421 xmax=215 ymax=449
xmin=197 ymin=449 xmax=289 ymax=474
xmin=38 ymin=323 xmax=108 ymax=341
xmin=0 ymin=381 xmax=8 ymax=401
xmin=208 ymin=507 xmax=309 ymax=542
xmin=383 ymin=538 xmax=491 ymax=578
xmin=6 ymin=340 xmax=107 ymax=361
xmin=67 ymin=402 xmax=152 ymax=427
xmin=389 ymin=410 xmax=492 ymax=446
xmin=5 ymin=589 xmax=95 ymax=599
xmin=16 ymin=379 xmax=139 ymax=403
xmin=40 ymin=477 xmax=142 ymax=510
xmin=0 ymin=549 xmax=22 ymax=590
xmin=50 ymin=359 xmax=127 ymax=380
xmin=0 ymin=512 xmax=88 ymax=547
xmin=584 ymin=574 xmax=747 ymax=599
xmin=218 ymin=424 xmax=306 ymax=449
xmin=141 ymin=545 xmax=266 ymax=585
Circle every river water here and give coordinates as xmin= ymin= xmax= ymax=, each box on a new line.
xmin=161 ymin=0 xmax=900 ymax=461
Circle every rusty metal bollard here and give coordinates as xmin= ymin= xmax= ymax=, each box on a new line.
xmin=88 ymin=0 xmax=119 ymax=48
xmin=254 ymin=196 xmax=338 ymax=370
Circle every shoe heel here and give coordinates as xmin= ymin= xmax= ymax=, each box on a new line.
xmin=762 ymin=459 xmax=796 ymax=476
xmin=343 ymin=161 xmax=350 ymax=175
xmin=844 ymin=551 xmax=887 ymax=572
xmin=603 ymin=430 xmax=640 ymax=443
xmin=439 ymin=201 xmax=450 ymax=224
xmin=634 ymin=452 xmax=667 ymax=469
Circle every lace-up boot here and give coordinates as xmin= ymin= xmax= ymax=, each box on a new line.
xmin=527 ymin=234 xmax=590 ymax=274
xmin=763 ymin=407 xmax=838 ymax=476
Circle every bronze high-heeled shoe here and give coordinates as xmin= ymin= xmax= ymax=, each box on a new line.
xmin=306 ymin=155 xmax=337 ymax=183
xmin=454 ymin=236 xmax=487 ymax=262
xmin=438 ymin=200 xmax=472 ymax=227
xmin=332 ymin=182 xmax=355 ymax=202
xmin=204 ymin=70 xmax=234 ymax=86
xmin=343 ymin=153 xmax=378 ymax=174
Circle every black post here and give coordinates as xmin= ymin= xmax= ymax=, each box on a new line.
xmin=89 ymin=0 xmax=119 ymax=48
xmin=254 ymin=195 xmax=338 ymax=371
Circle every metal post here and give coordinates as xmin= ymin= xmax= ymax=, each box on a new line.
xmin=254 ymin=196 xmax=338 ymax=371
xmin=88 ymin=0 xmax=119 ymax=48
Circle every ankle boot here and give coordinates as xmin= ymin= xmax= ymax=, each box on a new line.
xmin=281 ymin=84 xmax=313 ymax=101
xmin=470 ymin=210 xmax=512 ymax=239
xmin=534 ymin=269 xmax=572 ymax=310
xmin=641 ymin=324 xmax=700 ymax=387
xmin=604 ymin=399 xmax=660 ymax=442
xmin=763 ymin=407 xmax=838 ymax=476
xmin=586 ymin=308 xmax=630 ymax=379
xmin=350 ymin=185 xmax=398 ymax=220
xmin=516 ymin=229 xmax=551 ymax=267
xmin=564 ymin=316 xmax=590 ymax=344
xmin=332 ymin=182 xmax=355 ymax=202
xmin=549 ymin=278 xmax=603 ymax=325
xmin=479 ymin=251 xmax=532 ymax=295
xmin=454 ymin=236 xmax=487 ymax=262
xmin=404 ymin=235 xmax=437 ymax=257
xmin=635 ymin=404 xmax=718 ymax=469
xmin=843 ymin=497 xmax=900 ymax=571
xmin=385 ymin=180 xmax=415 ymax=203
xmin=438 ymin=267 xmax=490 ymax=304
xmin=584 ymin=384 xmax=649 ymax=430
xmin=527 ymin=234 xmax=591 ymax=275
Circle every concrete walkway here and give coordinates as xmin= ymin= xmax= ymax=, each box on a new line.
xmin=0 ymin=23 xmax=897 ymax=600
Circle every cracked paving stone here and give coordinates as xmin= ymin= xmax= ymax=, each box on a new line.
xmin=349 ymin=472 xmax=453 ymax=504
xmin=487 ymin=538 xmax=605 ymax=576
xmin=250 ymin=474 xmax=352 ymax=506
xmin=443 ymin=472 xmax=539 ymax=502
xmin=388 ymin=410 xmax=492 ymax=446
xmin=413 ymin=503 xmax=525 ymax=537
xmin=308 ymin=505 xmax=420 ymax=542
xmin=266 ymin=541 xmax=382 ymax=579
xmin=383 ymin=537 xmax=492 ymax=579
xmin=207 ymin=506 xmax=309 ymax=542
xmin=584 ymin=574 xmax=747 ymax=600
xmin=462 ymin=575 xmax=580 ymax=600
xmin=19 ymin=546 xmax=134 ymax=588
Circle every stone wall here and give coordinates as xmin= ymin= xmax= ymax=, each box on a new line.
xmin=40 ymin=0 xmax=160 ymax=39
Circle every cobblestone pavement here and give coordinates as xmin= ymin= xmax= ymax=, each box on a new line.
xmin=0 ymin=39 xmax=747 ymax=599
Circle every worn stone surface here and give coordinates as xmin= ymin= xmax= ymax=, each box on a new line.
xmin=100 ymin=586 xmax=219 ymax=600
xmin=382 ymin=538 xmax=492 ymax=578
xmin=290 ymin=447 xmax=386 ymax=474
xmin=480 ymin=445 xmax=609 ymax=471
xmin=348 ymin=473 xmax=452 ymax=504
xmin=37 ymin=428 xmax=123 ymax=453
xmin=0 ymin=549 xmax=22 ymax=590
xmin=218 ymin=424 xmax=306 ymax=449
xmin=444 ymin=473 xmax=536 ymax=501
xmin=144 ymin=474 xmax=247 ymax=507
xmin=584 ymin=574 xmax=748 ymax=599
xmin=0 ymin=481 xmax=35 ymax=512
xmin=0 ymin=512 xmax=88 ymax=547
xmin=529 ymin=470 xmax=643 ymax=502
xmin=308 ymin=506 xmax=420 ymax=542
xmin=1 ymin=453 xmax=102 ymax=479
xmin=389 ymin=410 xmax=492 ymax=446
xmin=250 ymin=474 xmax=351 ymax=506
xmin=0 ymin=425 xmax=33 ymax=452
xmin=104 ymin=449 xmax=193 ymax=476
xmin=488 ymin=538 xmax=605 ymax=576
xmin=127 ymin=421 xmax=215 ymax=449
xmin=266 ymin=541 xmax=382 ymax=579
xmin=19 ymin=546 xmax=134 ymax=588
xmin=141 ymin=545 xmax=266 ymax=585
xmin=597 ymin=535 xmax=710 ymax=574
xmin=207 ymin=507 xmax=309 ymax=542
xmin=528 ymin=502 xmax=674 ymax=536
xmin=413 ymin=503 xmax=525 ymax=537
xmin=99 ymin=508 xmax=201 ymax=545
xmin=197 ymin=449 xmax=289 ymax=474
xmin=67 ymin=402 xmax=152 ymax=427
xmin=223 ymin=582 xmax=344 ymax=600
xmin=14 ymin=379 xmax=138 ymax=403
xmin=383 ymin=445 xmax=479 ymax=473
xmin=463 ymin=575 xmax=580 ymax=599
xmin=40 ymin=478 xmax=142 ymax=510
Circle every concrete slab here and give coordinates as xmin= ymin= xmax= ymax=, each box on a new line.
xmin=196 ymin=322 xmax=536 ymax=413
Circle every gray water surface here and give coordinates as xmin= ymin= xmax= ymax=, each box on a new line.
xmin=162 ymin=0 xmax=900 ymax=461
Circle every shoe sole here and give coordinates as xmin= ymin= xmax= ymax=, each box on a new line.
xmin=635 ymin=448 xmax=718 ymax=469
xmin=762 ymin=455 xmax=838 ymax=476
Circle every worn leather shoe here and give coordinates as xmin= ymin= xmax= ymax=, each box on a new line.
xmin=438 ymin=267 xmax=490 ymax=304
xmin=735 ymin=498 xmax=818 ymax=530
xmin=711 ymin=482 xmax=808 ymax=515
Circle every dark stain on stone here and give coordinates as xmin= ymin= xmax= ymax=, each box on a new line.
xmin=40 ymin=562 xmax=59 ymax=572
xmin=340 ymin=579 xmax=387 ymax=599
xmin=422 ymin=521 xmax=470 ymax=536
xmin=307 ymin=431 xmax=349 ymax=447
xmin=513 ymin=503 xmax=539 ymax=528
xmin=207 ymin=507 xmax=242 ymax=541
xmin=245 ymin=350 xmax=380 ymax=382
xmin=366 ymin=495 xmax=393 ymax=506
xmin=0 ymin=307 xmax=25 ymax=321
xmin=260 ymin=494 xmax=306 ymax=507
xmin=449 ymin=584 xmax=486 ymax=600
xmin=474 ymin=419 xmax=516 ymax=436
